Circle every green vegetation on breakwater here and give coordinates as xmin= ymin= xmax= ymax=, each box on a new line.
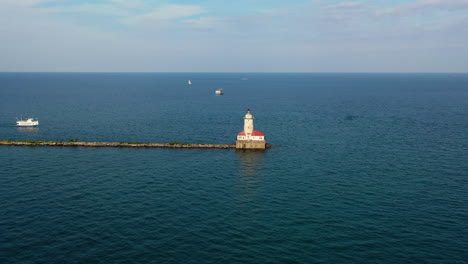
xmin=168 ymin=141 xmax=186 ymax=145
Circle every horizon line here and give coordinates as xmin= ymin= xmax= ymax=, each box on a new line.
xmin=0 ymin=71 xmax=466 ymax=74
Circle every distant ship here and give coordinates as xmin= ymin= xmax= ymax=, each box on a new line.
xmin=215 ymin=89 xmax=224 ymax=95
xmin=16 ymin=118 xmax=39 ymax=127
xmin=188 ymin=80 xmax=192 ymax=85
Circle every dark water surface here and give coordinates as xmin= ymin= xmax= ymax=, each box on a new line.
xmin=0 ymin=73 xmax=467 ymax=263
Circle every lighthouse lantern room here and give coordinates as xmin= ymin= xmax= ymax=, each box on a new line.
xmin=236 ymin=109 xmax=266 ymax=150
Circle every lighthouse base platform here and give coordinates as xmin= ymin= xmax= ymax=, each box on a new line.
xmin=236 ymin=140 xmax=266 ymax=150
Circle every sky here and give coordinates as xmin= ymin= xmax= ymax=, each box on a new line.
xmin=1 ymin=0 xmax=467 ymax=72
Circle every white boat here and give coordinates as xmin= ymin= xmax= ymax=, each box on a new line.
xmin=188 ymin=80 xmax=192 ymax=85
xmin=215 ymin=89 xmax=223 ymax=95
xmin=16 ymin=118 xmax=39 ymax=127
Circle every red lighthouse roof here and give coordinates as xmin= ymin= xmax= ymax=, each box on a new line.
xmin=237 ymin=130 xmax=265 ymax=136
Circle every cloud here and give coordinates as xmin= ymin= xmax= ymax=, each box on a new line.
xmin=181 ymin=17 xmax=223 ymax=30
xmin=325 ymin=1 xmax=366 ymax=10
xmin=0 ymin=0 xmax=467 ymax=72
xmin=0 ymin=0 xmax=63 ymax=7
xmin=379 ymin=0 xmax=468 ymax=15
xmin=124 ymin=5 xmax=205 ymax=25
xmin=40 ymin=4 xmax=131 ymax=16
xmin=107 ymin=0 xmax=147 ymax=9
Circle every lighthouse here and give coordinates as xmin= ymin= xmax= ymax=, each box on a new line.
xmin=236 ymin=109 xmax=266 ymax=150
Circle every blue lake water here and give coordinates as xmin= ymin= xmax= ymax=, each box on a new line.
xmin=0 ymin=73 xmax=467 ymax=263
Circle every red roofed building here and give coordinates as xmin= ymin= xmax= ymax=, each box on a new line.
xmin=236 ymin=109 xmax=266 ymax=149
xmin=237 ymin=130 xmax=265 ymax=137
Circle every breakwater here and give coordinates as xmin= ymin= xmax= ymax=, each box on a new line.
xmin=0 ymin=140 xmax=272 ymax=149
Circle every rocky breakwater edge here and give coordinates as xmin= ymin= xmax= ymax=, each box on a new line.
xmin=0 ymin=140 xmax=272 ymax=149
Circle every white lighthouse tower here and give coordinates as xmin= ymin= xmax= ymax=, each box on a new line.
xmin=236 ymin=109 xmax=266 ymax=149
xmin=244 ymin=109 xmax=254 ymax=135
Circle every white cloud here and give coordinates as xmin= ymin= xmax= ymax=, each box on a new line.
xmin=39 ymin=4 xmax=130 ymax=16
xmin=379 ymin=0 xmax=468 ymax=15
xmin=325 ymin=1 xmax=366 ymax=10
xmin=108 ymin=0 xmax=147 ymax=9
xmin=124 ymin=5 xmax=205 ymax=25
xmin=0 ymin=0 xmax=63 ymax=7
xmin=181 ymin=17 xmax=223 ymax=30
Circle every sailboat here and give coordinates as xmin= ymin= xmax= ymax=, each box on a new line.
xmin=188 ymin=80 xmax=192 ymax=85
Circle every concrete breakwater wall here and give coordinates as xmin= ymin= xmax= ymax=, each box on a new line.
xmin=1 ymin=140 xmax=272 ymax=149
xmin=0 ymin=140 xmax=239 ymax=149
